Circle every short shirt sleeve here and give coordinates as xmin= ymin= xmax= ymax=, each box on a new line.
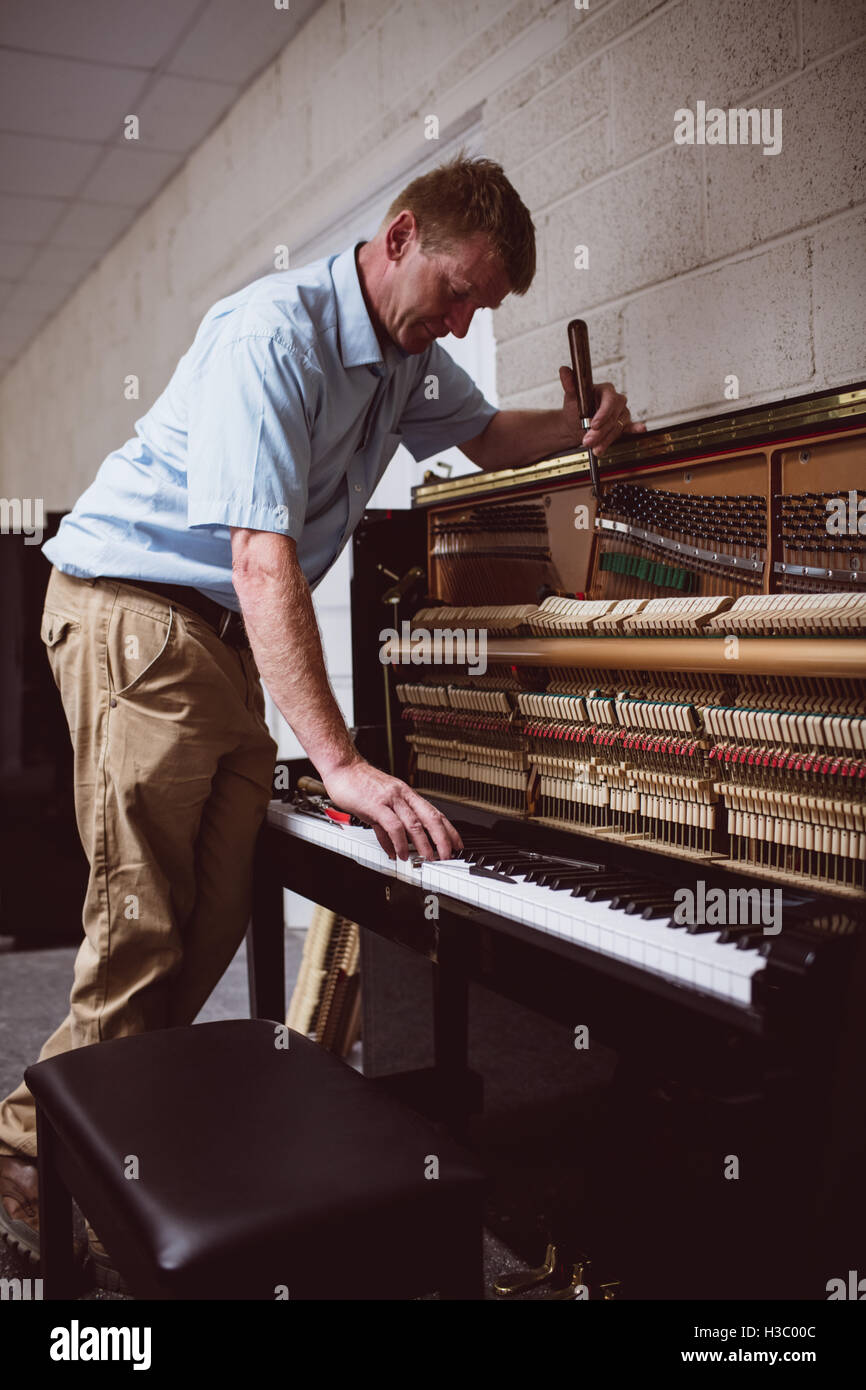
xmin=396 ymin=342 xmax=498 ymax=462
xmin=186 ymin=333 xmax=319 ymax=540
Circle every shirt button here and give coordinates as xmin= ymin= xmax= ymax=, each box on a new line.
xmin=354 ymin=484 xmax=362 ymax=492
xmin=110 ymin=698 xmax=117 ymax=708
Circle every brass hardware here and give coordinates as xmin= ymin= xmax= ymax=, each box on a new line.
xmin=411 ymin=385 xmax=866 ymax=505
xmin=415 ymin=450 xmax=589 ymax=503
xmin=492 ymin=1242 xmax=557 ymax=1296
xmin=600 ymin=1280 xmax=622 ymax=1299
xmin=422 ymin=460 xmax=454 ymax=484
xmin=545 ymin=1254 xmax=592 ymax=1300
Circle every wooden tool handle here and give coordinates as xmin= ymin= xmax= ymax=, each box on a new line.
xmin=568 ymin=319 xmax=596 ymax=424
xmin=568 ymin=318 xmax=600 ymax=495
xmin=297 ymin=775 xmax=328 ymax=797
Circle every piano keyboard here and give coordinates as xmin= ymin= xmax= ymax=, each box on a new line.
xmin=267 ymin=802 xmax=769 ymax=1009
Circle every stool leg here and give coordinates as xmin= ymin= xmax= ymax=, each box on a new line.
xmin=35 ymin=1107 xmax=77 ymax=1300
xmin=248 ymin=830 xmax=285 ymax=1020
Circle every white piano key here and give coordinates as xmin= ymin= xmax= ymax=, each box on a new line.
xmin=266 ymin=804 xmax=765 ymax=1008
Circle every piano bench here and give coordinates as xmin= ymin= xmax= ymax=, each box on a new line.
xmin=25 ymin=1019 xmax=486 ymax=1300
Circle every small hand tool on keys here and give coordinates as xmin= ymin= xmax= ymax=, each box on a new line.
xmin=568 ymin=317 xmax=600 ymax=498
xmin=292 ymin=774 xmax=366 ymax=827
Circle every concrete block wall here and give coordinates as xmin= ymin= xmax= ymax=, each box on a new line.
xmin=2 ymin=0 xmax=863 ymax=495
xmin=488 ymin=0 xmax=866 ymax=419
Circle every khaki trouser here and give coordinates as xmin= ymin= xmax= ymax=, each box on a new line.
xmin=0 ymin=567 xmax=278 ymax=1158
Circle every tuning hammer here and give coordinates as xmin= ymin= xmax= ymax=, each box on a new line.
xmin=567 ymin=318 xmax=600 ymax=498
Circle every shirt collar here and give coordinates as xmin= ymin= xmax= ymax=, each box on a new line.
xmin=332 ymin=241 xmax=409 ymax=372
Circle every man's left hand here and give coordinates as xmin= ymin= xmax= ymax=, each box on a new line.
xmin=559 ymin=365 xmax=647 ymax=454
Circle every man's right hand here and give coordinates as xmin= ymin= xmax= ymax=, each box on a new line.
xmin=321 ymin=758 xmax=463 ymax=862
xmin=230 ymin=531 xmax=461 ymax=862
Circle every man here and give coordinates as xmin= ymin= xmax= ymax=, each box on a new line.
xmin=0 ymin=154 xmax=643 ymax=1280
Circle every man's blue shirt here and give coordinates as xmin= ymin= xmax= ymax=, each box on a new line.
xmin=43 ymin=242 xmax=498 ymax=611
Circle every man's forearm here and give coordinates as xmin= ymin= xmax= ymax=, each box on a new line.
xmin=233 ymin=546 xmax=359 ymax=780
xmin=472 ymin=409 xmax=579 ymax=471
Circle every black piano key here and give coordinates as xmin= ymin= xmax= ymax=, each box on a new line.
xmin=490 ymin=855 xmax=546 ymax=874
xmin=474 ymin=850 xmax=532 ymax=868
xmin=717 ymin=923 xmax=766 ymax=945
xmin=622 ymin=895 xmax=674 ymax=915
xmin=534 ymin=868 xmax=609 ymax=888
xmin=605 ymin=884 xmax=665 ymax=909
xmin=572 ymin=878 xmax=633 ymax=900
xmin=469 ymin=864 xmax=517 ymax=884
xmin=584 ymin=880 xmax=646 ymax=902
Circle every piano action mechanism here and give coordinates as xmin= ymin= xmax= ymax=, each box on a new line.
xmin=399 ymin=382 xmax=866 ymax=901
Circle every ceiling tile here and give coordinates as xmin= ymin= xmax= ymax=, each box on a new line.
xmin=0 ymin=50 xmax=147 ymax=142
xmin=3 ymin=278 xmax=71 ymax=319
xmin=0 ymin=1 xmax=328 ymax=375
xmin=0 ymin=193 xmax=65 ymax=243
xmin=168 ymin=0 xmax=319 ymax=85
xmin=0 ymin=308 xmax=46 ymax=355
xmin=79 ymin=146 xmax=185 ymax=206
xmin=0 ymin=0 xmax=203 ymax=68
xmin=50 ymin=201 xmax=137 ymax=250
xmin=132 ymin=73 xmax=237 ymax=154
xmin=21 ymin=244 xmax=99 ymax=286
xmin=0 ymin=242 xmax=42 ymax=277
xmin=0 ymin=132 xmax=101 ymax=198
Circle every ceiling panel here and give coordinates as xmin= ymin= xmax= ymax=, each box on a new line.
xmin=0 ymin=192 xmax=66 ymax=243
xmin=168 ymin=0 xmax=321 ymax=85
xmin=0 ymin=0 xmax=325 ymax=378
xmin=0 ymin=243 xmax=43 ymax=278
xmin=0 ymin=50 xmax=148 ymax=142
xmin=0 ymin=132 xmax=101 ymax=199
xmin=132 ymin=73 xmax=238 ymax=153
xmin=49 ymin=201 xmax=138 ymax=251
xmin=0 ymin=0 xmax=204 ymax=69
xmin=3 ymin=279 xmax=72 ymax=320
xmin=0 ymin=309 xmax=46 ymax=355
xmin=21 ymin=244 xmax=100 ymax=287
xmin=79 ymin=147 xmax=186 ymax=207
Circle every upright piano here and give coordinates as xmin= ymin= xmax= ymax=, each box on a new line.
xmin=252 ymin=380 xmax=866 ymax=1298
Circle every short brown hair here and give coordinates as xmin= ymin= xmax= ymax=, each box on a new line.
xmin=382 ymin=151 xmax=536 ymax=295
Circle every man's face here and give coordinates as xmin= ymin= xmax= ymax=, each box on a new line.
xmin=383 ymin=223 xmax=512 ymax=354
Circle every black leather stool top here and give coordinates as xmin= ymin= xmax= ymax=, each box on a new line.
xmin=26 ymin=1021 xmax=485 ymax=1299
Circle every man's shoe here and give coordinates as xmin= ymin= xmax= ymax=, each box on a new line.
xmin=0 ymin=1153 xmax=121 ymax=1287
xmin=0 ymin=1153 xmax=42 ymax=1263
